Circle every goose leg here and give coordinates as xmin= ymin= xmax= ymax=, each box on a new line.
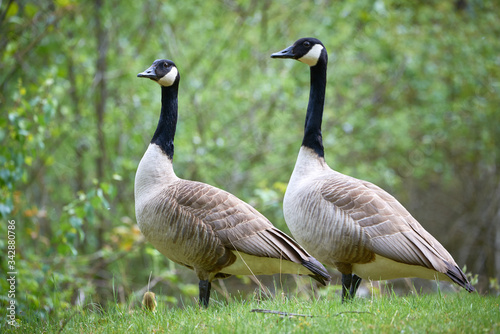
xmin=349 ymin=274 xmax=362 ymax=299
xmin=342 ymin=273 xmax=361 ymax=303
xmin=199 ymin=280 xmax=211 ymax=308
xmin=341 ymin=273 xmax=353 ymax=303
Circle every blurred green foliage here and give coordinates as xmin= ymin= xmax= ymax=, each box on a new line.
xmin=0 ymin=0 xmax=499 ymax=322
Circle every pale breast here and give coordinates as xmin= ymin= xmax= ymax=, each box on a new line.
xmin=136 ymin=180 xmax=235 ymax=277
xmin=284 ymin=174 xmax=372 ymax=268
xmin=283 ymin=146 xmax=376 ymax=268
xmin=134 ymin=144 xmax=229 ymax=272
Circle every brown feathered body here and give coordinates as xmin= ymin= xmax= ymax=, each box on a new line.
xmin=135 ymin=144 xmax=330 ymax=284
xmin=284 ymin=147 xmax=473 ymax=290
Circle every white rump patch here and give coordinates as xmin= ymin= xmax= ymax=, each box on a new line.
xmin=298 ymin=44 xmax=324 ymax=66
xmin=158 ymin=67 xmax=178 ymax=87
xmin=352 ymin=255 xmax=451 ymax=282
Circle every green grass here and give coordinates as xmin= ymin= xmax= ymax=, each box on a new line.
xmin=5 ymin=290 xmax=498 ymax=333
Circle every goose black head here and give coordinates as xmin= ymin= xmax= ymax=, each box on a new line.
xmin=138 ymin=59 xmax=180 ymax=87
xmin=271 ymin=37 xmax=326 ymax=67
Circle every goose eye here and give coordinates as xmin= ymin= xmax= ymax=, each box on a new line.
xmin=164 ymin=63 xmax=168 ymax=68
xmin=304 ymin=41 xmax=311 ymax=47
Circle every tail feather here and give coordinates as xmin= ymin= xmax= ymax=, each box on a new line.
xmin=267 ymin=228 xmax=331 ymax=285
xmin=444 ymin=262 xmax=475 ymax=292
xmin=302 ymin=257 xmax=331 ymax=285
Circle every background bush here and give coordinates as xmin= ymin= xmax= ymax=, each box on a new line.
xmin=1 ymin=0 xmax=499 ymax=320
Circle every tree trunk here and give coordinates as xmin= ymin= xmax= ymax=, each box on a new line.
xmin=94 ymin=0 xmax=108 ymax=250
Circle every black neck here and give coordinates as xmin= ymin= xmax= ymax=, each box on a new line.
xmin=302 ymin=54 xmax=327 ymax=158
xmin=151 ymin=83 xmax=178 ymax=159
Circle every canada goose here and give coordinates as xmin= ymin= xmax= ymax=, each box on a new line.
xmin=135 ymin=59 xmax=330 ymax=308
xmin=271 ymin=38 xmax=474 ymax=302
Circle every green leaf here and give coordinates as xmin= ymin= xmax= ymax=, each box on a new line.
xmin=25 ymin=4 xmax=38 ymax=18
xmin=5 ymin=2 xmax=18 ymax=18
xmin=69 ymin=216 xmax=82 ymax=228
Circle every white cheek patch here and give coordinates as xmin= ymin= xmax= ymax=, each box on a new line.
xmin=298 ymin=44 xmax=324 ymax=66
xmin=158 ymin=67 xmax=178 ymax=87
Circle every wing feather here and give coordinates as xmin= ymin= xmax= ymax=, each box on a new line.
xmin=321 ymin=173 xmax=456 ymax=272
xmin=175 ymin=180 xmax=329 ymax=282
